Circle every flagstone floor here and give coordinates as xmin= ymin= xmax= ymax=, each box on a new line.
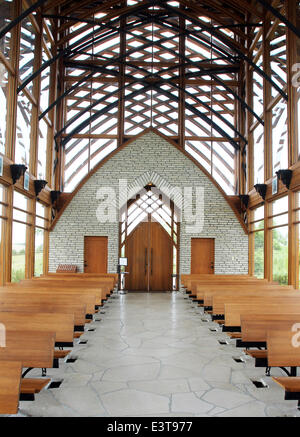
xmin=16 ymin=291 xmax=300 ymax=417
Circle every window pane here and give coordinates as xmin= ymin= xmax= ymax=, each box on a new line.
xmin=13 ymin=191 xmax=29 ymax=222
xmin=272 ymin=99 xmax=288 ymax=175
xmin=254 ymin=230 xmax=264 ymax=279
xmin=0 ymin=183 xmax=6 ymax=217
xmin=15 ymin=92 xmax=32 ymax=166
xmin=19 ymin=17 xmax=36 ymax=89
xmin=0 ymin=0 xmax=12 ymax=58
xmin=11 ymin=221 xmax=26 ymax=282
xmin=272 ymin=226 xmax=288 ymax=285
xmin=0 ymin=65 xmax=8 ymax=154
xmin=0 ymin=216 xmax=5 ymax=284
xmin=36 ymin=202 xmax=46 ymax=227
xmin=253 ymin=123 xmax=264 ymax=184
xmin=34 ymin=228 xmax=44 ymax=276
xmin=38 ymin=118 xmax=48 ymax=179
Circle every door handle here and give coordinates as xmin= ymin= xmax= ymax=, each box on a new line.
xmin=145 ymin=248 xmax=148 ymax=275
xmin=210 ymin=263 xmax=214 ymax=269
xmin=151 ymin=248 xmax=153 ymax=275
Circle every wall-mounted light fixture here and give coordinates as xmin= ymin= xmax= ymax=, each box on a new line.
xmin=34 ymin=180 xmax=47 ymax=197
xmin=10 ymin=164 xmax=27 ymax=184
xmin=254 ymin=184 xmax=267 ymax=201
xmin=276 ymin=169 xmax=293 ymax=190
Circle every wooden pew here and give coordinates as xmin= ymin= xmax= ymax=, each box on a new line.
xmin=182 ymin=276 xmax=263 ymax=294
xmin=270 ymin=330 xmax=300 ymax=409
xmin=197 ymin=281 xmax=294 ymax=303
xmin=0 ymin=330 xmax=55 ymax=370
xmin=0 ymin=299 xmax=87 ymax=329
xmin=241 ymin=326 xmax=300 ymax=378
xmin=238 ymin=314 xmax=300 ymax=348
xmin=1 ymin=285 xmax=103 ymax=310
xmin=0 ymin=312 xmax=75 ymax=347
xmin=181 ymin=274 xmax=255 ymax=294
xmin=33 ymin=275 xmax=116 ymax=293
xmin=43 ymin=272 xmax=118 ymax=282
xmin=0 ymin=361 xmax=22 ymax=414
xmin=181 ymin=274 xmax=252 ymax=289
xmin=224 ymin=300 xmax=300 ymax=331
xmin=0 ymin=331 xmax=55 ymax=402
xmin=17 ymin=279 xmax=109 ymax=303
xmin=0 ymin=290 xmax=96 ymax=317
xmin=211 ymin=289 xmax=298 ymax=316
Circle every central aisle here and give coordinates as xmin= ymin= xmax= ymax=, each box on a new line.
xmin=20 ymin=292 xmax=300 ymax=417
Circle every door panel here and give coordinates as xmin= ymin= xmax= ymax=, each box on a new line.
xmin=126 ymin=222 xmax=148 ymax=291
xmin=191 ymin=238 xmax=215 ymax=274
xmin=84 ymin=236 xmax=108 ymax=273
xmin=125 ymin=221 xmax=173 ymax=291
xmin=149 ymin=222 xmax=172 ymax=291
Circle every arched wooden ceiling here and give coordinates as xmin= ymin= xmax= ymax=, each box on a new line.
xmin=1 ymin=0 xmax=294 ymax=193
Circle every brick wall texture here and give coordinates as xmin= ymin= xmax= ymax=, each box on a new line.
xmin=49 ymin=132 xmax=248 ymax=275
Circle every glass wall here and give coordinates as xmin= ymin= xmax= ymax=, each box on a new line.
xmin=0 ymin=183 xmax=7 ymax=284
xmin=250 ymin=205 xmax=264 ymax=278
xmin=15 ymin=92 xmax=32 ymax=166
xmin=271 ymin=196 xmax=288 ymax=285
xmin=11 ymin=191 xmax=30 ymax=282
xmin=34 ymin=202 xmax=46 ymax=276
xmin=0 ymin=65 xmax=8 ymax=154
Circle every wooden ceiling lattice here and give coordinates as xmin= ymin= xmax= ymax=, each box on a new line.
xmin=1 ymin=0 xmax=291 ymax=193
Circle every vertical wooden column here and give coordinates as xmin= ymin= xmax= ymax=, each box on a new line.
xmin=4 ymin=186 xmax=13 ymax=283
xmin=236 ymin=20 xmax=246 ymax=195
xmin=246 ymin=13 xmax=254 ymax=193
xmin=29 ymin=12 xmax=42 ymax=178
xmin=178 ymin=13 xmax=185 ymax=148
xmin=4 ymin=0 xmax=21 ymax=283
xmin=248 ymin=210 xmax=255 ymax=276
xmin=263 ymin=18 xmax=272 ymax=182
xmin=46 ymin=11 xmax=58 ymax=189
xmin=288 ymin=191 xmax=297 ymax=287
xmin=263 ymin=18 xmax=272 ymax=281
xmin=237 ymin=61 xmax=245 ymax=195
xmin=44 ymin=206 xmax=51 ymax=274
xmin=264 ymin=201 xmax=272 ymax=281
xmin=54 ymin=48 xmax=65 ymax=191
xmin=286 ymin=0 xmax=298 ymax=287
xmin=117 ymin=2 xmax=126 ymax=148
xmin=5 ymin=0 xmax=21 ymax=161
xmin=28 ymin=11 xmax=43 ymax=278
xmin=25 ymin=197 xmax=34 ymax=279
xmin=286 ymin=0 xmax=298 ymax=167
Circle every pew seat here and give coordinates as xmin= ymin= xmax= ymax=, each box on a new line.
xmin=20 ymin=378 xmax=51 ymax=401
xmin=272 ymin=377 xmax=300 ymax=408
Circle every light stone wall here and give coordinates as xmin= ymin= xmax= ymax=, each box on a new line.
xmin=49 ymin=132 xmax=248 ymax=274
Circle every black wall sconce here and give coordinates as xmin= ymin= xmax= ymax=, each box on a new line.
xmin=254 ymin=184 xmax=267 ymax=201
xmin=34 ymin=180 xmax=47 ymax=197
xmin=10 ymin=164 xmax=27 ymax=184
xmin=239 ymin=194 xmax=250 ymax=209
xmin=276 ymin=169 xmax=293 ymax=190
xmin=50 ymin=190 xmax=61 ymax=205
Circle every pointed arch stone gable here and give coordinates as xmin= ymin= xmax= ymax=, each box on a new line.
xmin=49 ymin=130 xmax=248 ymax=274
xmin=51 ymin=128 xmax=246 ymax=233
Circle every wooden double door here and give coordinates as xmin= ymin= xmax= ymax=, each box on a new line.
xmin=125 ymin=221 xmax=173 ymax=291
